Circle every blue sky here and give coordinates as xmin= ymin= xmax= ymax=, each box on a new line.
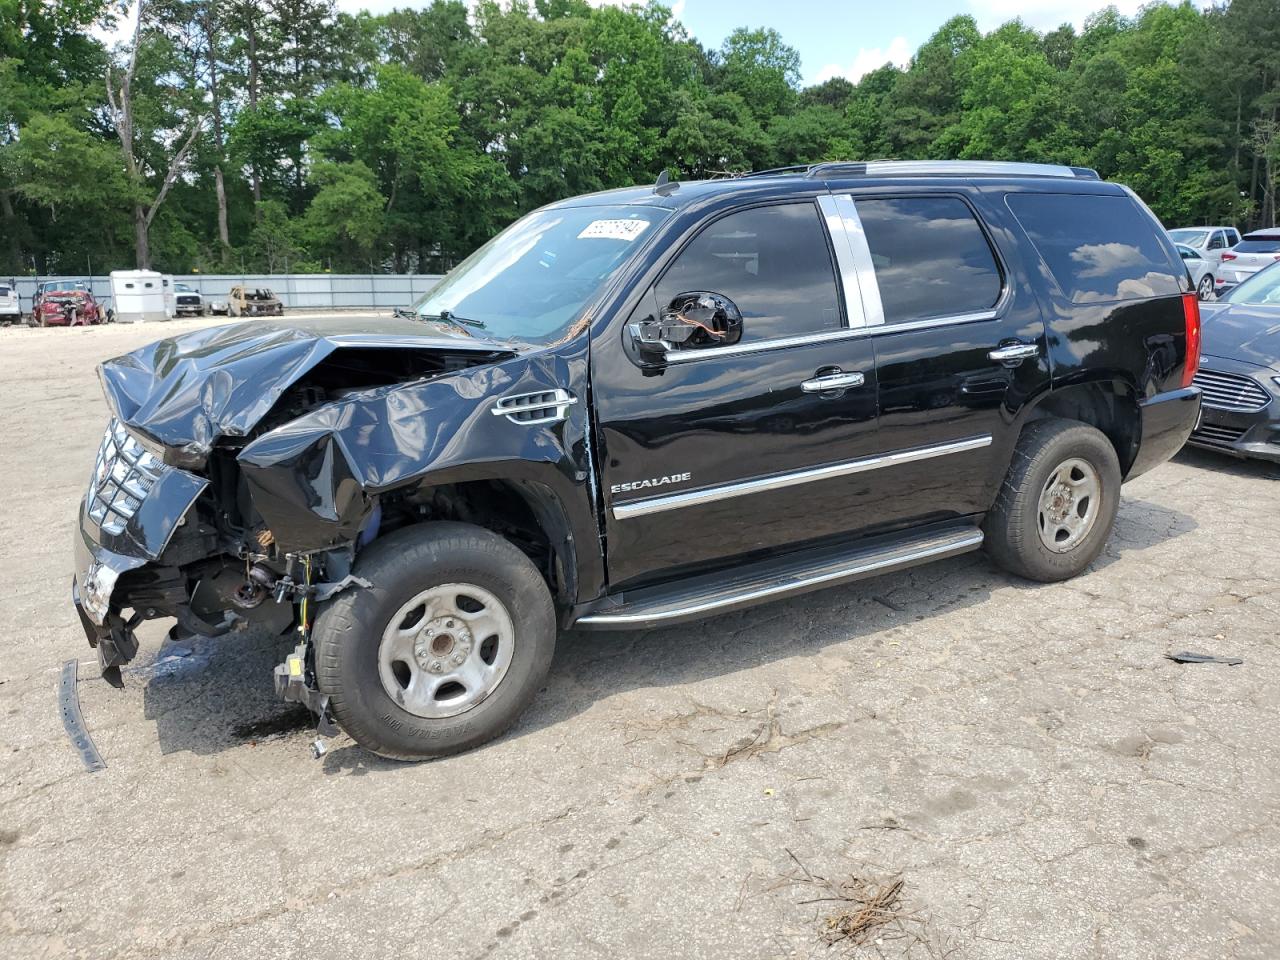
xmin=335 ymin=0 xmax=1152 ymax=86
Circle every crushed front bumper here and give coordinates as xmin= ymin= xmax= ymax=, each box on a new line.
xmin=71 ymin=420 xmax=209 ymax=681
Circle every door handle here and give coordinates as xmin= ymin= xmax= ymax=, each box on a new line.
xmin=987 ymin=342 xmax=1039 ymax=367
xmin=801 ymin=371 xmax=865 ymax=393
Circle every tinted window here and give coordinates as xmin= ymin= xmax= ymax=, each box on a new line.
xmin=1235 ymin=238 xmax=1280 ymax=253
xmin=853 ymin=196 xmax=1002 ymax=324
xmin=1208 ymin=231 xmax=1225 ymax=249
xmin=1007 ymin=193 xmax=1180 ymax=303
xmin=656 ymin=202 xmax=841 ymax=343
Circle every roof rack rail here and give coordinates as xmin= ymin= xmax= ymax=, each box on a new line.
xmin=805 ymin=160 xmax=1100 ymax=180
xmin=736 ymin=165 xmax=815 ymax=179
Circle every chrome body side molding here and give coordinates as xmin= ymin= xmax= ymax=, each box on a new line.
xmin=611 ymin=435 xmax=992 ymax=520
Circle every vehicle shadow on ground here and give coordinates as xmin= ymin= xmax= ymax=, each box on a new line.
xmin=138 ymin=497 xmax=1197 ymax=767
xmin=1173 ymin=445 xmax=1280 ymax=481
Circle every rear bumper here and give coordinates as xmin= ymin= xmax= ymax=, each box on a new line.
xmin=1127 ymin=386 xmax=1201 ymax=480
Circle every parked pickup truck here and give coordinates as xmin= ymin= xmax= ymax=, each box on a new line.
xmin=72 ymin=161 xmax=1201 ymax=760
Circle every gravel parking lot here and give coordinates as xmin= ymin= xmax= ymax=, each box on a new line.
xmin=1 ymin=318 xmax=1277 ymax=960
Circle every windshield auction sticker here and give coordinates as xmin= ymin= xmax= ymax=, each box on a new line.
xmin=577 ymin=219 xmax=650 ymax=242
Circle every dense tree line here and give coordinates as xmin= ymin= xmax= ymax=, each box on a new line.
xmin=2 ymin=0 xmax=1279 ymax=275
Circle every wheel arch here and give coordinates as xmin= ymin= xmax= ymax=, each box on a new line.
xmin=1022 ymin=377 xmax=1142 ymax=477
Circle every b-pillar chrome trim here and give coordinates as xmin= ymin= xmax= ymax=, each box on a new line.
xmin=610 ymin=434 xmax=993 ymax=520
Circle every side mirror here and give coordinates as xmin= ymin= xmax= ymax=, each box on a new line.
xmin=629 ymin=291 xmax=743 ymax=360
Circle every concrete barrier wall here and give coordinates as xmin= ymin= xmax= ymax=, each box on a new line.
xmin=4 ymin=274 xmax=445 ymax=311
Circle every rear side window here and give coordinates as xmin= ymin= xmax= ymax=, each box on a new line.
xmin=1235 ymin=238 xmax=1280 ymax=253
xmin=656 ymin=202 xmax=842 ymax=344
xmin=1007 ymin=193 xmax=1181 ymax=303
xmin=853 ymin=196 xmax=1002 ymax=324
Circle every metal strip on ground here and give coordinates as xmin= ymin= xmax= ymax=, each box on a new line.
xmin=59 ymin=659 xmax=106 ymax=773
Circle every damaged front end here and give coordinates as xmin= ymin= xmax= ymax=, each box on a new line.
xmin=71 ymin=316 xmax=594 ymax=730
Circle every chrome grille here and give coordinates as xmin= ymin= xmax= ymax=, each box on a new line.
xmin=87 ymin=419 xmax=167 ymax=535
xmin=1190 ymin=422 xmax=1247 ymax=445
xmin=1192 ymin=369 xmax=1271 ymax=412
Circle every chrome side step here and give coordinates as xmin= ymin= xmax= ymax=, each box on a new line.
xmin=576 ymin=525 xmax=984 ymax=630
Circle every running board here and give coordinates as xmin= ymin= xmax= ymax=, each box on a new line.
xmin=575 ymin=525 xmax=984 ymax=630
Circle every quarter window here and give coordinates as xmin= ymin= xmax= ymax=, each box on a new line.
xmin=656 ymin=202 xmax=843 ymax=344
xmin=853 ymin=196 xmax=1003 ymax=325
xmin=1007 ymin=193 xmax=1181 ymax=303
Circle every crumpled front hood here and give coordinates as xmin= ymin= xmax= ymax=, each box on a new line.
xmin=1200 ymin=303 xmax=1280 ymax=373
xmin=98 ymin=316 xmax=514 ymax=467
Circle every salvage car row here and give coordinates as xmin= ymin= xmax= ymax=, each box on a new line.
xmin=0 ymin=279 xmax=285 ymax=325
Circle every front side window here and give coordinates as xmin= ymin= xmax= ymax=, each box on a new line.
xmin=1007 ymin=193 xmax=1181 ymax=303
xmin=416 ymin=204 xmax=668 ymax=345
xmin=854 ymin=196 xmax=1002 ymax=324
xmin=1208 ymin=231 xmax=1226 ymax=249
xmin=655 ymin=202 xmax=842 ymax=344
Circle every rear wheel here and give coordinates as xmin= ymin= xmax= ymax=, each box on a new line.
xmin=1197 ymin=273 xmax=1214 ymax=300
xmin=983 ymin=418 xmax=1122 ymax=582
xmin=313 ymin=522 xmax=556 ymax=760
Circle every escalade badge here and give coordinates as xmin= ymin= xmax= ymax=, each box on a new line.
xmin=610 ymin=472 xmax=691 ymax=495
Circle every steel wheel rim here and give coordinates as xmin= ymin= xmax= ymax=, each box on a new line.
xmin=1037 ymin=456 xmax=1102 ymax=554
xmin=377 ymin=582 xmax=516 ymax=719
xmin=1198 ymin=275 xmax=1214 ymax=299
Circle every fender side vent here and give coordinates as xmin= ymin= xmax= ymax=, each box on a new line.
xmin=491 ymin=389 xmax=577 ymax=425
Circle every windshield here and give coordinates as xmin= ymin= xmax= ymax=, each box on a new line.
xmin=413 ymin=205 xmax=668 ymax=344
xmin=174 ymin=283 xmax=193 ymax=292
xmin=1223 ymin=261 xmax=1280 ymax=305
xmin=1170 ymin=229 xmax=1208 ymax=245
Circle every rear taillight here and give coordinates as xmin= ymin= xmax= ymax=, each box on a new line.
xmin=1182 ymin=291 xmax=1201 ymax=388
xmin=1221 ymin=252 xmax=1237 ymax=261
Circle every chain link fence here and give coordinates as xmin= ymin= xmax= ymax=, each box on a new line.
xmin=5 ymin=273 xmax=445 ymax=313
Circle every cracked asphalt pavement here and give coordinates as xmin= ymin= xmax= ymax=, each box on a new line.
xmin=2 ymin=319 xmax=1277 ymax=959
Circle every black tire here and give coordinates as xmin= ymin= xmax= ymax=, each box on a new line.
xmin=983 ymin=418 xmax=1122 ymax=583
xmin=313 ymin=522 xmax=556 ymax=760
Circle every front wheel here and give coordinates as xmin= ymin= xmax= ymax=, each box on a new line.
xmin=313 ymin=522 xmax=556 ymax=760
xmin=983 ymin=418 xmax=1122 ymax=582
xmin=1197 ymin=273 xmax=1215 ymax=300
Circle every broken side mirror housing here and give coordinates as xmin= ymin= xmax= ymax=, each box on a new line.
xmin=629 ymin=291 xmax=744 ymax=361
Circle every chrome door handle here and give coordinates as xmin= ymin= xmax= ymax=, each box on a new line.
xmin=988 ymin=342 xmax=1039 ymax=366
xmin=801 ymin=371 xmax=865 ymax=393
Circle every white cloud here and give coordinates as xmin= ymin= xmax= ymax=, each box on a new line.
xmin=964 ymin=0 xmax=1150 ymax=32
xmin=813 ymin=35 xmax=912 ymax=85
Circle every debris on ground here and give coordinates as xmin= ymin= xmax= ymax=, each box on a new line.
xmin=772 ymin=851 xmax=962 ymax=957
xmin=1165 ymin=651 xmax=1244 ymax=666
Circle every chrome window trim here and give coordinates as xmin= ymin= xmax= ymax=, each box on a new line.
xmin=816 ymin=194 xmax=869 ymax=329
xmin=659 ymin=309 xmax=1000 ymax=364
xmin=611 ymin=434 xmax=993 ymax=519
xmin=830 ymin=194 xmax=886 ymax=326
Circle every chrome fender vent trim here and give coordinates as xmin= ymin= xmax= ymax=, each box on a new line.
xmin=491 ymin=389 xmax=577 ymax=425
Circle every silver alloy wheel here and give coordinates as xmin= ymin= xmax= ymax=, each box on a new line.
xmin=377 ymin=582 xmax=516 ymax=719
xmin=1037 ymin=456 xmax=1102 ymax=553
xmin=1198 ymin=274 xmax=1214 ymax=299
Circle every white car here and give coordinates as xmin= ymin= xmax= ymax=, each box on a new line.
xmin=1174 ymin=243 xmax=1217 ymax=300
xmin=0 ymin=282 xmax=20 ymax=324
xmin=1216 ymin=230 xmax=1280 ymax=295
xmin=1168 ymin=225 xmax=1242 ymax=266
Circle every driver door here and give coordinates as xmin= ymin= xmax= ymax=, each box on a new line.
xmin=591 ymin=199 xmax=882 ymax=590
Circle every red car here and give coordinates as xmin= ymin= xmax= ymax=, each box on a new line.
xmin=31 ymin=282 xmax=104 ymax=326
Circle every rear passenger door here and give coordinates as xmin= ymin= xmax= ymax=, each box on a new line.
xmin=823 ymin=190 xmax=1051 ymax=531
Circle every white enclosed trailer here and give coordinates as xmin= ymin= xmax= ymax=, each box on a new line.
xmin=109 ymin=270 xmax=168 ymax=323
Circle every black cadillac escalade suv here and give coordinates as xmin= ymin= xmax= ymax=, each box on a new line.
xmin=73 ymin=161 xmax=1202 ymax=759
